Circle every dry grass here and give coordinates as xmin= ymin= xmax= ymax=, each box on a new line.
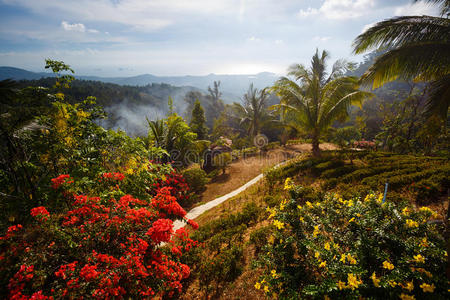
xmin=196 ymin=143 xmax=337 ymax=206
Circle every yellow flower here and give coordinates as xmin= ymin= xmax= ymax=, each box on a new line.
xmin=279 ymin=199 xmax=287 ymax=211
xmin=371 ymin=272 xmax=380 ymax=287
xmin=263 ymin=285 xmax=269 ymax=293
xmin=419 ymin=206 xmax=435 ymax=215
xmin=254 ymin=282 xmax=261 ymax=289
xmin=402 ymin=207 xmax=410 ymax=216
xmin=364 ymin=194 xmax=371 ymax=202
xmin=420 ymin=283 xmax=435 ymax=293
xmin=337 ymin=280 xmax=346 ymax=290
xmin=347 ymin=254 xmax=357 ymax=265
xmin=377 ymin=193 xmax=383 ymax=203
xmin=299 ymin=217 xmax=304 ymax=222
xmin=349 ymin=217 xmax=356 ymax=223
xmin=399 ymin=294 xmax=416 ymax=300
xmin=297 ymin=205 xmax=302 ymax=210
xmin=273 ymin=220 xmax=285 ymax=230
xmin=346 ymin=200 xmax=354 ymax=207
xmin=347 ymin=273 xmax=362 ymax=290
xmin=402 ymin=281 xmax=414 ymax=292
xmin=306 ymin=201 xmax=313 ymax=208
xmin=315 ymin=251 xmax=320 ymax=259
xmin=267 ymin=207 xmax=276 ymax=219
xmin=319 ymin=261 xmax=327 ymax=268
xmin=55 ymin=92 xmax=65 ymax=100
xmin=406 ymin=219 xmax=419 ymax=228
xmin=313 ymin=225 xmax=320 ymax=237
xmin=383 ymin=260 xmax=394 ymax=270
xmin=324 ymin=242 xmax=330 ymax=251
xmin=420 ymin=237 xmax=429 ymax=247
xmin=340 ymin=254 xmax=346 ymax=263
xmin=284 ymin=177 xmax=294 ymax=190
xmin=388 ymin=280 xmax=397 ymax=287
xmin=324 ymin=296 xmax=330 ymax=300
xmin=413 ymin=254 xmax=425 ymax=264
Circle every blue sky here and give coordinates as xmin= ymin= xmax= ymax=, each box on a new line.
xmin=0 ymin=0 xmax=439 ymax=76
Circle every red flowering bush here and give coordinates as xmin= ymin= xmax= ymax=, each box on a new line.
xmin=151 ymin=171 xmax=191 ymax=208
xmin=0 ymin=171 xmax=199 ymax=299
xmin=50 ymin=174 xmax=73 ymax=189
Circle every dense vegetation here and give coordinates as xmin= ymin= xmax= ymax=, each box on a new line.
xmin=0 ymin=0 xmax=449 ymax=298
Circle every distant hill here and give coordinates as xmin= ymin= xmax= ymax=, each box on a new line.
xmin=0 ymin=66 xmax=278 ymax=102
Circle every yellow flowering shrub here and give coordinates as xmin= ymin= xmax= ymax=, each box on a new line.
xmin=255 ymin=186 xmax=447 ymax=299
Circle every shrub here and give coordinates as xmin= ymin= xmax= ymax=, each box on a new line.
xmin=255 ymin=183 xmax=447 ymax=299
xmin=212 ymin=152 xmax=232 ymax=174
xmin=182 ymin=167 xmax=209 ymax=195
xmin=250 ymin=226 xmax=272 ymax=254
xmin=0 ymin=171 xmax=199 ymax=299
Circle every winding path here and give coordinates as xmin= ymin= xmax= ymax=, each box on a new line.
xmin=173 ymin=161 xmax=287 ymax=231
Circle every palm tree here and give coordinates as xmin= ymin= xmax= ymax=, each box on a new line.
xmin=233 ymin=84 xmax=273 ymax=139
xmin=146 ymin=114 xmax=197 ymax=165
xmin=352 ymin=0 xmax=450 ymax=119
xmin=271 ymin=49 xmax=372 ymax=156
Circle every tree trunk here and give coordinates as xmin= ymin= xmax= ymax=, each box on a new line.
xmin=312 ymin=133 xmax=320 ymax=157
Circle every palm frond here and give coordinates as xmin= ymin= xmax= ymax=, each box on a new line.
xmin=414 ymin=0 xmax=450 ymax=16
xmin=353 ymin=15 xmax=450 ymax=54
xmin=424 ymin=74 xmax=450 ymax=119
xmin=360 ymin=42 xmax=450 ymax=88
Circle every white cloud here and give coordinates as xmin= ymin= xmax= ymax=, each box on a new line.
xmin=61 ymin=21 xmax=85 ymax=32
xmin=297 ymin=7 xmax=318 ymax=18
xmin=297 ymin=0 xmax=375 ymax=20
xmin=87 ymin=29 xmax=99 ymax=34
xmin=275 ymin=39 xmax=283 ymax=45
xmin=394 ymin=1 xmax=439 ymax=16
xmin=4 ymin=0 xmax=238 ymax=31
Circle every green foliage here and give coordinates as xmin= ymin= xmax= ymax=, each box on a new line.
xmin=257 ymin=187 xmax=447 ymax=299
xmin=212 ymin=152 xmax=232 ymax=174
xmin=333 ymin=126 xmax=361 ymax=149
xmin=146 ymin=114 xmax=197 ymax=167
xmin=265 ymin=151 xmax=449 ymax=204
xmin=182 ymin=167 xmax=209 ymax=194
xmin=271 ymin=49 xmax=372 ymax=156
xmin=352 ymin=1 xmax=450 ymax=119
xmin=183 ymin=202 xmax=261 ymax=297
xmin=189 ymin=100 xmax=208 ymax=140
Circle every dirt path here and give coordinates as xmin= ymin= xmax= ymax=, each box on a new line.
xmin=197 ymin=143 xmax=336 ymax=205
xmin=173 ymin=143 xmax=336 ymax=230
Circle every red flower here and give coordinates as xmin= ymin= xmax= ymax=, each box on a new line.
xmin=187 ymin=219 xmax=199 ymax=230
xmin=146 ymin=219 xmax=173 ymax=243
xmin=51 ymin=174 xmax=72 ymax=189
xmin=30 ymin=207 xmax=50 ymax=221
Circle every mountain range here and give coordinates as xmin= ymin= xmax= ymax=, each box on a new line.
xmin=0 ymin=66 xmax=279 ymax=102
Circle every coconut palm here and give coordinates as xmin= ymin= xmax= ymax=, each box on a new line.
xmin=233 ymin=84 xmax=273 ymax=139
xmin=352 ymin=0 xmax=450 ymax=119
xmin=271 ymin=49 xmax=372 ymax=156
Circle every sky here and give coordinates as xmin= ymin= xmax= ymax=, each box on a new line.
xmin=0 ymin=0 xmax=440 ymax=76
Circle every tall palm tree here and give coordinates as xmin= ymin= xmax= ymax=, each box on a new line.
xmin=352 ymin=0 xmax=450 ymax=119
xmin=271 ymin=49 xmax=372 ymax=156
xmin=233 ymin=84 xmax=273 ymax=139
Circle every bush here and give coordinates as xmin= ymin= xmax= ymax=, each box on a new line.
xmin=0 ymin=171 xmax=199 ymax=299
xmin=255 ymin=183 xmax=447 ymax=299
xmin=250 ymin=226 xmax=272 ymax=254
xmin=182 ymin=167 xmax=209 ymax=194
xmin=212 ymin=152 xmax=232 ymax=174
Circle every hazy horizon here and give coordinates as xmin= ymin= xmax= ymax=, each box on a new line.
xmin=0 ymin=0 xmax=439 ymax=77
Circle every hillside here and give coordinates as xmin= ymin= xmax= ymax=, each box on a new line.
xmin=0 ymin=66 xmax=277 ymax=102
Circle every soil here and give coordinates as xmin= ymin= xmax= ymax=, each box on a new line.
xmin=196 ymin=143 xmax=337 ymax=206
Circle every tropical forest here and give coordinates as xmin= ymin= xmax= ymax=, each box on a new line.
xmin=0 ymin=0 xmax=449 ymax=299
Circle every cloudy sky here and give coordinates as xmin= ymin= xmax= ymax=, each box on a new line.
xmin=0 ymin=0 xmax=439 ymax=76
